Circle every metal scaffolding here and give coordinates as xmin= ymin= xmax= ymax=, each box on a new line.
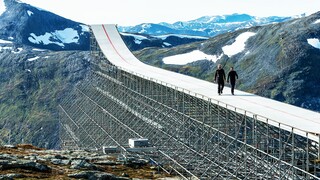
xmin=58 ymin=30 xmax=320 ymax=179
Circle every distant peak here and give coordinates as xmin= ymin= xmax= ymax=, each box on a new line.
xmin=4 ymin=0 xmax=20 ymax=7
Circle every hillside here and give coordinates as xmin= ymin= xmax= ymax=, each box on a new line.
xmin=0 ymin=45 xmax=91 ymax=148
xmin=133 ymin=12 xmax=320 ymax=112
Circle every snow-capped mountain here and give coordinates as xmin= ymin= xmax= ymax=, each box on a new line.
xmin=0 ymin=0 xmax=90 ymax=50
xmin=118 ymin=13 xmax=295 ymax=37
xmin=121 ymin=32 xmax=208 ymax=51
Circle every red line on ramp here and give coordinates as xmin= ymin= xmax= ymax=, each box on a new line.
xmin=101 ymin=24 xmax=128 ymax=63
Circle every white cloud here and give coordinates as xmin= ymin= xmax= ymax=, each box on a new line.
xmin=222 ymin=32 xmax=256 ymax=57
xmin=307 ymin=38 xmax=320 ymax=49
xmin=163 ymin=50 xmax=222 ymax=65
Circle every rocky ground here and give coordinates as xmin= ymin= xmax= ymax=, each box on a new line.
xmin=0 ymin=144 xmax=178 ymax=180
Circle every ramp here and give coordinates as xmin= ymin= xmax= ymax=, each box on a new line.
xmin=91 ymin=24 xmax=320 ymax=139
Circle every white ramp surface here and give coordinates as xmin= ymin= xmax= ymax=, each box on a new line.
xmin=91 ymin=24 xmax=320 ymax=140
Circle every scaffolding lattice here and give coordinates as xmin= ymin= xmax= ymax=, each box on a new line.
xmin=58 ymin=31 xmax=320 ymax=179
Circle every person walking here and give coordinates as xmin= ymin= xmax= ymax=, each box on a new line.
xmin=227 ymin=67 xmax=238 ymax=95
xmin=214 ymin=64 xmax=226 ymax=95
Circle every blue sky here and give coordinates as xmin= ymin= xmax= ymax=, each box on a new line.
xmin=6 ymin=0 xmax=320 ymax=26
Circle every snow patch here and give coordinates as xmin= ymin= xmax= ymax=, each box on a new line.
xmin=222 ymin=32 xmax=256 ymax=57
xmin=121 ymin=32 xmax=207 ymax=46
xmin=207 ymin=16 xmax=217 ymax=23
xmin=55 ymin=28 xmax=79 ymax=43
xmin=121 ymin=32 xmax=148 ymax=45
xmin=29 ymin=32 xmax=62 ymax=46
xmin=27 ymin=56 xmax=40 ymax=61
xmin=138 ymin=24 xmax=152 ymax=34
xmin=27 ymin=10 xmax=33 ymax=16
xmin=134 ymin=39 xmax=142 ymax=44
xmin=142 ymin=24 xmax=152 ymax=29
xmin=0 ymin=39 xmax=12 ymax=44
xmin=307 ymin=38 xmax=320 ymax=49
xmin=163 ymin=42 xmax=171 ymax=46
xmin=0 ymin=47 xmax=12 ymax=51
xmin=28 ymin=28 xmax=80 ymax=47
xmin=32 ymin=48 xmax=45 ymax=51
xmin=163 ymin=50 xmax=221 ymax=65
xmin=313 ymin=19 xmax=320 ymax=24
xmin=0 ymin=0 xmax=5 ymax=16
xmin=0 ymin=46 xmax=22 ymax=53
xmin=80 ymin=24 xmax=89 ymax=32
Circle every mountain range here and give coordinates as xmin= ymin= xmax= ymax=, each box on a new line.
xmin=0 ymin=0 xmax=319 ymax=149
xmin=118 ymin=14 xmax=297 ymax=37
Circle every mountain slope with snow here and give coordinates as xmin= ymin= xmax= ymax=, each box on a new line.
xmin=0 ymin=0 xmax=90 ymax=50
xmin=134 ymin=12 xmax=320 ymax=112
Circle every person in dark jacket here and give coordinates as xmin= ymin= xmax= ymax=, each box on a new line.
xmin=227 ymin=67 xmax=238 ymax=95
xmin=214 ymin=64 xmax=226 ymax=95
